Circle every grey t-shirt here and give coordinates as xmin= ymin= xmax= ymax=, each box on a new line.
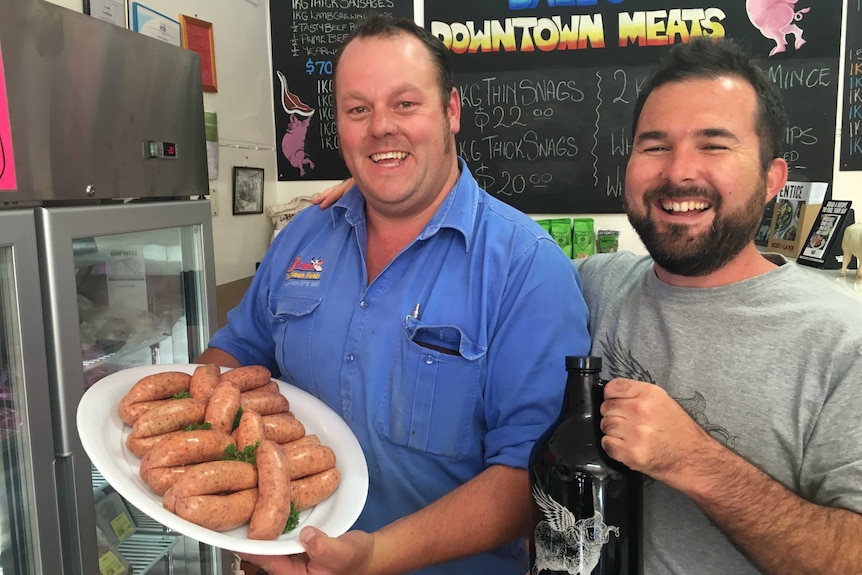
xmin=576 ymin=252 xmax=862 ymax=574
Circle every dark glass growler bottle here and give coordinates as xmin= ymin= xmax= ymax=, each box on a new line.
xmin=529 ymin=356 xmax=642 ymax=575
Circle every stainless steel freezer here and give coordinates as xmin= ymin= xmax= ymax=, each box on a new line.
xmin=0 ymin=209 xmax=64 ymax=575
xmin=0 ymin=0 xmax=230 ymax=573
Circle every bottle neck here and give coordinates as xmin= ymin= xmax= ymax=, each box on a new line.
xmin=560 ymin=369 xmax=603 ymax=421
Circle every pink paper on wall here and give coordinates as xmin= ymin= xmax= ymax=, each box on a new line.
xmin=0 ymin=46 xmax=17 ymax=191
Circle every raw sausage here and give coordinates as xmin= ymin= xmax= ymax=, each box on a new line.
xmin=291 ymin=467 xmax=340 ymax=512
xmin=143 ymin=465 xmax=193 ymax=496
xmin=121 ymin=371 xmax=191 ymax=406
xmin=190 ymin=364 xmax=221 ymax=402
xmin=129 ymin=398 xmax=206 ymax=438
xmin=283 ymin=444 xmax=336 ymax=480
xmin=172 ymin=460 xmax=257 ymax=498
xmin=139 ymin=430 xmax=234 ymax=476
xmin=119 ymin=399 xmax=173 ymax=427
xmin=174 ymin=488 xmax=259 ymax=531
xmin=248 ymin=440 xmax=291 ymax=540
xmin=262 ymin=413 xmax=305 ymax=444
xmin=235 ymin=410 xmax=264 ymax=451
xmin=205 ymin=383 xmax=241 ymax=434
xmin=280 ymin=434 xmax=321 ymax=452
xmin=245 ymin=381 xmax=279 ymax=396
xmin=240 ymin=389 xmax=290 ymax=416
xmin=127 ymin=429 xmax=188 ymax=458
xmin=220 ymin=366 xmax=271 ymax=392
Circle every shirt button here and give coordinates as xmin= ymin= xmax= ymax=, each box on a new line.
xmin=425 ymin=355 xmax=434 ymax=365
xmin=359 ymin=301 xmax=368 ymax=309
xmin=345 ymin=354 xmax=354 ymax=363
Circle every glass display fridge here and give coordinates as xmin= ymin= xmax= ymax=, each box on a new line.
xmin=0 ymin=0 xmax=228 ymax=573
xmin=37 ymin=201 xmax=220 ymax=575
xmin=0 ymin=209 xmax=64 ymax=575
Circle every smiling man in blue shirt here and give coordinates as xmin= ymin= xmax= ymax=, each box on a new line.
xmin=198 ymin=14 xmax=590 ymax=575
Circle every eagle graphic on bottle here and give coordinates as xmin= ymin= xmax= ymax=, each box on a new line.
xmin=532 ymin=485 xmax=620 ymax=574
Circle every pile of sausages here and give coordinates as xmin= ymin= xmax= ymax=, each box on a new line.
xmin=117 ymin=364 xmax=340 ymax=539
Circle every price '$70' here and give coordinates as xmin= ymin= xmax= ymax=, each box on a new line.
xmin=306 ymin=59 xmax=333 ymax=76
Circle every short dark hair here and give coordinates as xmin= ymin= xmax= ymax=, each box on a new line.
xmin=632 ymin=38 xmax=787 ymax=170
xmin=333 ymin=13 xmax=455 ymax=109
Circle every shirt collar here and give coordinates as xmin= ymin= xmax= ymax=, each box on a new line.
xmin=330 ymin=157 xmax=479 ymax=252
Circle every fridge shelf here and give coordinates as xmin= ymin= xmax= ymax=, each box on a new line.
xmin=128 ymin=504 xmax=173 ymax=535
xmin=82 ymin=334 xmax=168 ymax=373
xmin=92 ymin=466 xmax=109 ymax=494
xmin=118 ymin=532 xmax=181 ymax=575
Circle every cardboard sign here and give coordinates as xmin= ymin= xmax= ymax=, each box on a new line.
xmin=798 ymin=201 xmax=855 ymax=269
xmin=766 ymin=182 xmax=829 ymax=258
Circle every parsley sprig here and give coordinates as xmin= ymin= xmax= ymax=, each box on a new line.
xmin=283 ymin=502 xmax=300 ymax=533
xmin=222 ymin=441 xmax=259 ymax=464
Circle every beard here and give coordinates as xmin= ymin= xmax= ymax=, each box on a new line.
xmin=624 ymin=181 xmax=766 ymax=277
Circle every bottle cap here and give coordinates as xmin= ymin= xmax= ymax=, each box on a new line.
xmin=565 ymin=355 xmax=602 ymax=372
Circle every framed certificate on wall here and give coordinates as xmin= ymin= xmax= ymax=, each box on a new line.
xmin=130 ymin=3 xmax=180 ymax=46
xmin=85 ymin=0 xmax=128 ymax=28
xmin=180 ymin=15 xmax=218 ymax=92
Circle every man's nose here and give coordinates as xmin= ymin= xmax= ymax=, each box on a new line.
xmin=660 ymin=148 xmax=698 ymax=185
xmin=368 ymin=109 xmax=396 ymax=138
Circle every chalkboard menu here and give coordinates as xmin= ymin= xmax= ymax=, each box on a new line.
xmin=269 ymin=0 xmax=414 ymax=181
xmin=840 ymin=0 xmax=862 ymax=171
xmin=427 ymin=0 xmax=841 ymax=214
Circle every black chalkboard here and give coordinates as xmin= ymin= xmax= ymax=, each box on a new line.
xmin=427 ymin=0 xmax=841 ymax=214
xmin=840 ymin=0 xmax=862 ymax=171
xmin=269 ymin=0 xmax=414 ymax=181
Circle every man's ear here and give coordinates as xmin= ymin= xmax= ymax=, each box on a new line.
xmin=765 ymin=156 xmax=788 ymax=203
xmin=447 ymin=87 xmax=461 ymax=135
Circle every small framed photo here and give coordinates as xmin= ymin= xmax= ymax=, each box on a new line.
xmin=232 ymin=167 xmax=265 ymax=215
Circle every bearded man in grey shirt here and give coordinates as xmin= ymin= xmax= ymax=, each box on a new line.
xmin=576 ymin=37 xmax=862 ymax=574
xmin=306 ymin=35 xmax=862 ymax=575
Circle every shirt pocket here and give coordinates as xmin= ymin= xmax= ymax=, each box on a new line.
xmin=375 ymin=318 xmax=486 ymax=460
xmin=268 ymin=295 xmax=323 ymax=387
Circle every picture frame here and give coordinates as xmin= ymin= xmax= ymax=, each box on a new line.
xmin=130 ymin=3 xmax=180 ymax=46
xmin=180 ymin=15 xmax=218 ymax=93
xmin=84 ymin=0 xmax=128 ymax=28
xmin=232 ymin=167 xmax=265 ymax=215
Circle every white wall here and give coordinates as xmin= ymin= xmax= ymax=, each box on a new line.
xmin=43 ymin=0 xmax=862 ymax=278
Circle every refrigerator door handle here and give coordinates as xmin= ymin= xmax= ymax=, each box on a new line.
xmin=55 ymin=452 xmax=100 ymax=575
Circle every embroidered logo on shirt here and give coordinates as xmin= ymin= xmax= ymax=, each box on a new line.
xmin=286 ymin=255 xmax=324 ymax=280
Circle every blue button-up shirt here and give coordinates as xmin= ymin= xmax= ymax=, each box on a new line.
xmin=210 ymin=159 xmax=591 ymax=575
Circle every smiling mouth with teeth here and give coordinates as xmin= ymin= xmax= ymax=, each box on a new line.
xmin=660 ymin=199 xmax=710 ymax=214
xmin=371 ymin=151 xmax=409 ymax=163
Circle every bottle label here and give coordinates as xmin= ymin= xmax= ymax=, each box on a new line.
xmin=532 ymin=486 xmax=620 ymax=574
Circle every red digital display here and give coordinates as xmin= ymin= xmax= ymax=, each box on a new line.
xmin=162 ymin=142 xmax=177 ymax=157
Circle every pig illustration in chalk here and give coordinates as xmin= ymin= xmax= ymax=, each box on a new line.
xmin=746 ymin=0 xmax=811 ymax=56
xmin=277 ymin=70 xmax=316 ymax=177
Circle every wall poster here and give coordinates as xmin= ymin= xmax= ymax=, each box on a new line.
xmin=269 ymin=1 xmax=415 ymax=181
xmin=427 ymin=0 xmax=842 ymax=213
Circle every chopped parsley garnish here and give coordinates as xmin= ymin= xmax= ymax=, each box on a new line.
xmin=222 ymin=441 xmax=259 ymax=464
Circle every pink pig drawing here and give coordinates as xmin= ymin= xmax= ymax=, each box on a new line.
xmin=746 ymin=0 xmax=811 ymax=56
xmin=277 ymin=70 xmax=316 ymax=177
xmin=282 ymin=114 xmax=315 ymax=177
